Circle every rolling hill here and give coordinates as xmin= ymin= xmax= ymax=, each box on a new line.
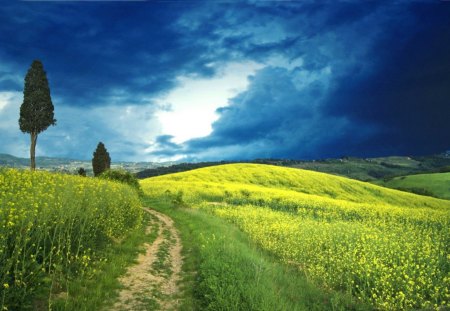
xmin=375 ymin=172 xmax=450 ymax=200
xmin=141 ymin=163 xmax=450 ymax=310
xmin=136 ymin=153 xmax=450 ymax=181
xmin=141 ymin=163 xmax=449 ymax=209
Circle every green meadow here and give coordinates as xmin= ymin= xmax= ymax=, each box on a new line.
xmin=376 ymin=172 xmax=450 ymax=200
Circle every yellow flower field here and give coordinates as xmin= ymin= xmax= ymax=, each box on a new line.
xmin=141 ymin=163 xmax=450 ymax=310
xmin=0 ymin=168 xmax=142 ymax=309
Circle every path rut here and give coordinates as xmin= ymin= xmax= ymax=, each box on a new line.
xmin=111 ymin=208 xmax=183 ymax=311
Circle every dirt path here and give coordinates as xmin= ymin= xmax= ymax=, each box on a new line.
xmin=111 ymin=208 xmax=183 ymax=311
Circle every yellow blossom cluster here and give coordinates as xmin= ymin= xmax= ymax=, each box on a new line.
xmin=0 ymin=168 xmax=142 ymax=309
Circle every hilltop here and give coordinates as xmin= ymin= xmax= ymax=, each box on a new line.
xmin=142 ymin=163 xmax=449 ymax=209
xmin=136 ymin=153 xmax=450 ymax=181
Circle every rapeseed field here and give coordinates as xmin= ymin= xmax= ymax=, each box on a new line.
xmin=0 ymin=168 xmax=142 ymax=309
xmin=141 ymin=163 xmax=450 ymax=310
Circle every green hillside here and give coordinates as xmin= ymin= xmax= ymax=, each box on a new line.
xmin=376 ymin=172 xmax=450 ymax=200
xmin=142 ymin=164 xmax=450 ymax=310
xmin=136 ymin=154 xmax=450 ymax=181
xmin=143 ymin=163 xmax=449 ymax=210
xmin=0 ymin=153 xmax=31 ymax=167
xmin=287 ymin=156 xmax=424 ymax=180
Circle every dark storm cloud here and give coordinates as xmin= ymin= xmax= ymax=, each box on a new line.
xmin=323 ymin=3 xmax=450 ymax=156
xmin=1 ymin=1 xmax=448 ymax=161
xmin=203 ymin=67 xmax=318 ymax=146
xmin=154 ymin=135 xmax=181 ymax=151
xmin=0 ymin=2 xmax=221 ymax=107
xmin=0 ymin=78 xmax=21 ymax=92
xmin=154 ymin=1 xmax=450 ymax=161
xmin=155 ymin=66 xmax=366 ymax=160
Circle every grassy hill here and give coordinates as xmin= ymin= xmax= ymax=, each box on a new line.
xmin=375 ymin=172 xmax=450 ymax=200
xmin=136 ymin=154 xmax=450 ymax=181
xmin=286 ymin=155 xmax=429 ymax=181
xmin=141 ymin=164 xmax=450 ymax=310
xmin=0 ymin=153 xmax=31 ymax=166
xmin=142 ymin=163 xmax=448 ymax=209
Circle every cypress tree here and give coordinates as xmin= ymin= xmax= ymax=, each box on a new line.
xmin=19 ymin=60 xmax=56 ymax=170
xmin=77 ymin=167 xmax=87 ymax=177
xmin=92 ymin=142 xmax=111 ymax=177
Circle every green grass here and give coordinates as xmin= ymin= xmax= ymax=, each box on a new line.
xmin=375 ymin=172 xmax=450 ymax=200
xmin=151 ymin=228 xmax=174 ymax=278
xmin=289 ymin=156 xmax=423 ymax=181
xmin=143 ymin=196 xmax=370 ymax=311
xmin=285 ymin=154 xmax=450 ymax=181
xmin=52 ymin=212 xmax=159 ymax=311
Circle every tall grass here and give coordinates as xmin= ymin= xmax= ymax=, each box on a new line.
xmin=141 ymin=164 xmax=450 ymax=310
xmin=0 ymin=168 xmax=142 ymax=310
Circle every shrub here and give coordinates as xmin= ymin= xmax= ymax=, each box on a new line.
xmin=99 ymin=169 xmax=143 ymax=196
xmin=438 ymin=165 xmax=450 ymax=173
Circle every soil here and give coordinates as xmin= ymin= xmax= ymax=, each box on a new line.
xmin=111 ymin=208 xmax=183 ymax=311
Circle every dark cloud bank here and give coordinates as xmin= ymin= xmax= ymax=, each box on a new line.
xmin=156 ymin=2 xmax=450 ymax=161
xmin=0 ymin=1 xmax=449 ymax=161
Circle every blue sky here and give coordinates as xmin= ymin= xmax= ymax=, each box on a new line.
xmin=0 ymin=1 xmax=449 ymax=162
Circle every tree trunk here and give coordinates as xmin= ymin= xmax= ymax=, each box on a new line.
xmin=30 ymin=132 xmax=38 ymax=171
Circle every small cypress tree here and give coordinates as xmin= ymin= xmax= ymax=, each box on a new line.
xmin=19 ymin=60 xmax=56 ymax=170
xmin=77 ymin=167 xmax=86 ymax=177
xmin=92 ymin=142 xmax=111 ymax=177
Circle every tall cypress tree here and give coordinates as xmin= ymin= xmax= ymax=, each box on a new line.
xmin=19 ymin=60 xmax=56 ymax=170
xmin=92 ymin=142 xmax=111 ymax=177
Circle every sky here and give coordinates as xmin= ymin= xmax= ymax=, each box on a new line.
xmin=0 ymin=1 xmax=449 ymax=162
